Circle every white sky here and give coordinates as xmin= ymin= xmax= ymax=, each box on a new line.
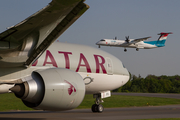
xmin=0 ymin=0 xmax=179 ymax=78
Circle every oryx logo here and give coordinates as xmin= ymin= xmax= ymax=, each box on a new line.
xmin=64 ymin=80 xmax=77 ymax=95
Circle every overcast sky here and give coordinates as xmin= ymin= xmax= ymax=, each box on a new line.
xmin=0 ymin=0 xmax=179 ymax=78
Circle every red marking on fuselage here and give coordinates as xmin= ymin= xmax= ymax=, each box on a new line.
xmin=76 ymin=53 xmax=91 ymax=73
xmin=43 ymin=50 xmax=58 ymax=67
xmin=58 ymin=51 xmax=72 ymax=69
xmin=33 ymin=50 xmax=107 ymax=74
xmin=94 ymin=55 xmax=107 ymax=74
xmin=64 ymin=80 xmax=76 ymax=95
xmin=32 ymin=60 xmax=38 ymax=66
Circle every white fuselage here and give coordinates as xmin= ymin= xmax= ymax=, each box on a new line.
xmin=96 ymin=39 xmax=157 ymax=49
xmin=0 ymin=42 xmax=129 ymax=94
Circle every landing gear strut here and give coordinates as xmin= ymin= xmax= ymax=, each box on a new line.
xmin=91 ymin=93 xmax=104 ymax=113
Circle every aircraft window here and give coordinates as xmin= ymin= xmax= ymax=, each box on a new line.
xmin=100 ymin=40 xmax=105 ymax=41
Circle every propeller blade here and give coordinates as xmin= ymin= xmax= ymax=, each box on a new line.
xmin=125 ymin=36 xmax=130 ymax=43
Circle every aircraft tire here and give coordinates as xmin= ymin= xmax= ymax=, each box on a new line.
xmin=91 ymin=104 xmax=104 ymax=113
xmin=91 ymin=104 xmax=98 ymax=112
xmin=97 ymin=104 xmax=104 ymax=113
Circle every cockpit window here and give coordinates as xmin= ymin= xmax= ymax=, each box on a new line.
xmin=123 ymin=63 xmax=126 ymax=68
xmin=100 ymin=40 xmax=105 ymax=41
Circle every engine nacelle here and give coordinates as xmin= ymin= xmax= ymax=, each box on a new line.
xmin=11 ymin=68 xmax=85 ymax=111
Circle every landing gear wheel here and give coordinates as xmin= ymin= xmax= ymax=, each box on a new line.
xmin=91 ymin=104 xmax=97 ymax=112
xmin=91 ymin=104 xmax=104 ymax=113
xmin=91 ymin=93 xmax=105 ymax=113
xmin=97 ymin=104 xmax=104 ymax=113
xmin=124 ymin=49 xmax=127 ymax=52
xmin=136 ymin=48 xmax=139 ymax=51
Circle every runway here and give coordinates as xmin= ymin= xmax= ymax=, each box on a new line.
xmin=0 ymin=93 xmax=180 ymax=120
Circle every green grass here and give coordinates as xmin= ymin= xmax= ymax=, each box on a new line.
xmin=0 ymin=93 xmax=33 ymax=111
xmin=1 ymin=93 xmax=180 ymax=111
xmin=77 ymin=94 xmax=180 ymax=109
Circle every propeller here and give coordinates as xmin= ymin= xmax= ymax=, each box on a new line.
xmin=125 ymin=36 xmax=130 ymax=43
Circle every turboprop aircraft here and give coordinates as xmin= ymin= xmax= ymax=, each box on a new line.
xmin=96 ymin=32 xmax=172 ymax=52
xmin=0 ymin=0 xmax=129 ymax=113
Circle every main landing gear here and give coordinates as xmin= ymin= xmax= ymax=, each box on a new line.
xmin=91 ymin=93 xmax=104 ymax=113
xmin=124 ymin=48 xmax=139 ymax=52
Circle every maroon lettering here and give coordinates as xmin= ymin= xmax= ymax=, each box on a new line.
xmin=32 ymin=60 xmax=38 ymax=66
xmin=43 ymin=50 xmax=58 ymax=67
xmin=58 ymin=51 xmax=72 ymax=69
xmin=94 ymin=55 xmax=107 ymax=74
xmin=32 ymin=50 xmax=107 ymax=74
xmin=76 ymin=53 xmax=91 ymax=73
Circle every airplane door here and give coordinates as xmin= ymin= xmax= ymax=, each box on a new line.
xmin=106 ymin=58 xmax=113 ymax=75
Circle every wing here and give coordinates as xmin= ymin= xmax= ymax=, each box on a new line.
xmin=122 ymin=36 xmax=151 ymax=46
xmin=0 ymin=0 xmax=89 ymax=68
xmin=130 ymin=37 xmax=151 ymax=44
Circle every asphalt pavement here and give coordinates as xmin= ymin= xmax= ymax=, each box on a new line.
xmin=0 ymin=93 xmax=180 ymax=120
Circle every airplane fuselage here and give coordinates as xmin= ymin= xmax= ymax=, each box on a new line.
xmin=32 ymin=42 xmax=129 ymax=94
xmin=0 ymin=42 xmax=129 ymax=94
xmin=97 ymin=39 xmax=159 ymax=49
xmin=96 ymin=32 xmax=172 ymax=52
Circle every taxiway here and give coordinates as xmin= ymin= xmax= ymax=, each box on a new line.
xmin=0 ymin=93 xmax=180 ymax=120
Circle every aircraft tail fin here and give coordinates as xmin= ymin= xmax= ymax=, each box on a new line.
xmin=154 ymin=32 xmax=172 ymax=47
xmin=157 ymin=32 xmax=172 ymax=41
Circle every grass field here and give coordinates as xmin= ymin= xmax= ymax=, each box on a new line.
xmin=1 ymin=93 xmax=180 ymax=111
xmin=77 ymin=94 xmax=180 ymax=109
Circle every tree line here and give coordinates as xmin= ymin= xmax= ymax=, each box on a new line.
xmin=114 ymin=74 xmax=180 ymax=93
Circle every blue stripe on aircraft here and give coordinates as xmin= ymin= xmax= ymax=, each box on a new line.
xmin=144 ymin=40 xmax=166 ymax=47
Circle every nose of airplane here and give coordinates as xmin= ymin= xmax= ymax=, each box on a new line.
xmin=119 ymin=64 xmax=130 ymax=87
xmin=96 ymin=41 xmax=100 ymax=45
xmin=96 ymin=39 xmax=106 ymax=45
xmin=125 ymin=70 xmax=130 ymax=83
